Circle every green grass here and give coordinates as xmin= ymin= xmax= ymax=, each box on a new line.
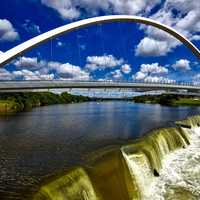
xmin=173 ymin=98 xmax=200 ymax=106
xmin=133 ymin=94 xmax=200 ymax=107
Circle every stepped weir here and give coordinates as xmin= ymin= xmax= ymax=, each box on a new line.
xmin=33 ymin=116 xmax=200 ymax=200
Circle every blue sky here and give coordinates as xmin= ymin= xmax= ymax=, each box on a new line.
xmin=0 ymin=0 xmax=199 ymax=83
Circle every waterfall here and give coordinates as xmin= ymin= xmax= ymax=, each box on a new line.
xmin=176 ymin=115 xmax=200 ymax=128
xmin=33 ymin=115 xmax=200 ymax=200
xmin=149 ymin=115 xmax=200 ymax=200
xmin=33 ymin=167 xmax=101 ymax=200
xmin=121 ymin=127 xmax=190 ymax=199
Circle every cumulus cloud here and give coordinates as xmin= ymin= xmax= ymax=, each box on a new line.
xmin=13 ymin=56 xmax=90 ymax=81
xmin=135 ymin=37 xmax=172 ymax=57
xmin=140 ymin=63 xmax=168 ymax=74
xmin=85 ymin=55 xmax=124 ymax=71
xmin=13 ymin=54 xmax=132 ymax=81
xmin=41 ymin=0 xmax=161 ymax=20
xmin=135 ymin=0 xmax=200 ymax=56
xmin=132 ymin=73 xmax=175 ymax=83
xmin=172 ymin=59 xmax=191 ymax=70
xmin=54 ymin=62 xmax=90 ymax=80
xmin=47 ymin=61 xmax=90 ymax=80
xmin=0 ymin=68 xmax=54 ymax=81
xmin=14 ymin=57 xmax=46 ymax=70
xmin=121 ymin=64 xmax=131 ymax=74
xmin=0 ymin=69 xmax=14 ymax=80
xmin=0 ymin=19 xmax=19 ymax=42
xmin=41 ymin=0 xmax=80 ymax=20
xmin=84 ymin=55 xmax=131 ymax=80
xmin=13 ymin=69 xmax=54 ymax=80
xmin=133 ymin=71 xmax=146 ymax=80
xmin=132 ymin=62 xmax=173 ymax=83
xmin=111 ymin=69 xmax=123 ymax=79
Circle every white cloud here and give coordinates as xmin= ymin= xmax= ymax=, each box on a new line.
xmin=132 ymin=62 xmax=173 ymax=83
xmin=13 ymin=56 xmax=89 ymax=81
xmin=12 ymin=55 xmax=132 ymax=81
xmin=135 ymin=37 xmax=173 ymax=57
xmin=48 ymin=61 xmax=90 ymax=80
xmin=0 ymin=68 xmax=54 ymax=81
xmin=193 ymin=74 xmax=200 ymax=85
xmin=191 ymin=35 xmax=200 ymax=41
xmin=172 ymin=59 xmax=191 ymax=70
xmin=135 ymin=0 xmax=200 ymax=56
xmin=0 ymin=19 xmax=19 ymax=42
xmin=133 ymin=71 xmax=146 ymax=80
xmin=140 ymin=63 xmax=168 ymax=74
xmin=121 ymin=64 xmax=131 ymax=74
xmin=0 ymin=50 xmax=3 ymax=55
xmin=133 ymin=73 xmax=175 ymax=83
xmin=111 ymin=69 xmax=123 ymax=79
xmin=14 ymin=57 xmax=46 ymax=70
xmin=0 ymin=69 xmax=14 ymax=80
xmin=143 ymin=76 xmax=175 ymax=83
xmin=56 ymin=63 xmax=90 ymax=80
xmin=22 ymin=20 xmax=41 ymax=34
xmin=41 ymin=0 xmax=80 ymax=20
xmin=13 ymin=69 xmax=54 ymax=80
xmin=47 ymin=61 xmax=60 ymax=69
xmin=193 ymin=74 xmax=200 ymax=79
xmin=41 ymin=0 xmax=161 ymax=20
xmin=85 ymin=55 xmax=124 ymax=71
xmin=112 ymin=0 xmax=161 ymax=15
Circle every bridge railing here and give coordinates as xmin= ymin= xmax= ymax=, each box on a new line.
xmin=0 ymin=79 xmax=200 ymax=87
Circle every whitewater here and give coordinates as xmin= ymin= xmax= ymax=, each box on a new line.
xmin=149 ymin=126 xmax=200 ymax=200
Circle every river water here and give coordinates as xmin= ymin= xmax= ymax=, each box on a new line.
xmin=0 ymin=101 xmax=200 ymax=199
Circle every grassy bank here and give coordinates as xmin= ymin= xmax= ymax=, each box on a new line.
xmin=0 ymin=92 xmax=90 ymax=114
xmin=133 ymin=94 xmax=200 ymax=106
xmin=0 ymin=100 xmax=19 ymax=113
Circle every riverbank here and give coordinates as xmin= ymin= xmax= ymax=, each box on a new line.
xmin=0 ymin=92 xmax=90 ymax=114
xmin=133 ymin=94 xmax=200 ymax=106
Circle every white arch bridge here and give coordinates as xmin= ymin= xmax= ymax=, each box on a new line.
xmin=0 ymin=15 xmax=199 ymax=93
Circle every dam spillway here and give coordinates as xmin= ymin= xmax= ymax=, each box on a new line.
xmin=32 ymin=115 xmax=200 ymax=200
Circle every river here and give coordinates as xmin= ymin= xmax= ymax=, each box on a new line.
xmin=0 ymin=101 xmax=200 ymax=199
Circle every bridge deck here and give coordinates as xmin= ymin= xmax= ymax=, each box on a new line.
xmin=0 ymin=81 xmax=199 ymax=92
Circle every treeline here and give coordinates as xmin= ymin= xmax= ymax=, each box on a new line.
xmin=133 ymin=94 xmax=189 ymax=106
xmin=0 ymin=92 xmax=90 ymax=113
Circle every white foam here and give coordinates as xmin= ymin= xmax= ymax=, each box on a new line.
xmin=148 ymin=127 xmax=200 ymax=199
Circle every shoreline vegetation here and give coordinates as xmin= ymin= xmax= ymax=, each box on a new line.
xmin=133 ymin=94 xmax=200 ymax=106
xmin=0 ymin=92 xmax=200 ymax=115
xmin=0 ymin=92 xmax=90 ymax=114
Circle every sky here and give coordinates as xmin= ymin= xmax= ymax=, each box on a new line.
xmin=0 ymin=0 xmax=199 ymax=84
